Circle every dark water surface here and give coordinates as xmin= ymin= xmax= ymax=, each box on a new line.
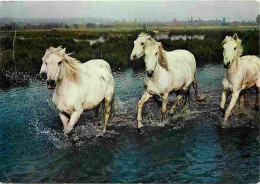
xmin=0 ymin=65 xmax=259 ymax=183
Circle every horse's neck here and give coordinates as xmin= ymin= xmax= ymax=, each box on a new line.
xmin=57 ymin=63 xmax=81 ymax=89
xmin=226 ymin=56 xmax=241 ymax=76
xmin=152 ymin=63 xmax=168 ymax=81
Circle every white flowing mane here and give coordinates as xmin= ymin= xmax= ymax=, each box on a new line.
xmin=46 ymin=47 xmax=80 ymax=83
xmin=222 ymin=34 xmax=243 ymax=57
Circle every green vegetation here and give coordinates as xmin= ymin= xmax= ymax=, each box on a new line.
xmin=0 ymin=26 xmax=259 ymax=88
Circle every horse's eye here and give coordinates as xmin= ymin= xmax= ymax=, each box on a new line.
xmin=44 ymin=61 xmax=47 ymax=65
xmin=58 ymin=61 xmax=62 ymax=65
xmin=234 ymin=47 xmax=236 ymax=50
xmin=155 ymin=52 xmax=158 ymax=56
xmin=141 ymin=42 xmax=144 ymax=46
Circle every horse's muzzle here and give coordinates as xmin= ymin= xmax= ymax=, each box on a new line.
xmin=146 ymin=70 xmax=154 ymax=78
xmin=224 ymin=61 xmax=231 ymax=68
xmin=47 ymin=79 xmax=56 ymax=89
xmin=130 ymin=55 xmax=137 ymax=61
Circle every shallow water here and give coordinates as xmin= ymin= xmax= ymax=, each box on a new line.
xmin=155 ymin=34 xmax=205 ymax=41
xmin=0 ymin=64 xmax=259 ymax=182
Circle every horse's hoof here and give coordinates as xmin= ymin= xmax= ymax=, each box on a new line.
xmin=220 ymin=121 xmax=229 ymax=128
xmin=64 ymin=127 xmax=73 ymax=135
xmin=73 ymin=136 xmax=80 ymax=142
xmin=137 ymin=128 xmax=143 ymax=133
xmin=102 ymin=128 xmax=106 ymax=133
xmin=137 ymin=122 xmax=144 ymax=129
xmin=170 ymin=109 xmax=176 ymax=115
xmin=219 ymin=106 xmax=225 ymax=113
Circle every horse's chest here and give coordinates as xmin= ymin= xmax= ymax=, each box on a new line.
xmin=147 ymin=79 xmax=170 ymax=95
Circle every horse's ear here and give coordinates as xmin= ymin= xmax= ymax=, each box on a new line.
xmin=60 ymin=48 xmax=66 ymax=55
xmin=233 ymin=33 xmax=238 ymax=41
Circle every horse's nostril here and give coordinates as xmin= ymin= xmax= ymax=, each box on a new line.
xmin=47 ymin=79 xmax=55 ymax=86
xmin=146 ymin=70 xmax=154 ymax=77
xmin=40 ymin=72 xmax=47 ymax=80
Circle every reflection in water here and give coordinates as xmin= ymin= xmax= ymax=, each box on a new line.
xmin=0 ymin=65 xmax=259 ymax=182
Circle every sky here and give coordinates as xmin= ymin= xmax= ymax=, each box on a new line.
xmin=0 ymin=0 xmax=259 ymax=22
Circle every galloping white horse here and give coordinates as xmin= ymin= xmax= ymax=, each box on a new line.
xmin=40 ymin=47 xmax=115 ymax=134
xmin=220 ymin=33 xmax=260 ymax=127
xmin=130 ymin=33 xmax=198 ymax=97
xmin=135 ymin=39 xmax=197 ymax=128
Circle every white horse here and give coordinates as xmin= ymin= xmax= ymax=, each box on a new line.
xmin=40 ymin=47 xmax=115 ymax=134
xmin=220 ymin=33 xmax=260 ymax=127
xmin=130 ymin=33 xmax=198 ymax=98
xmin=136 ymin=39 xmax=197 ymax=128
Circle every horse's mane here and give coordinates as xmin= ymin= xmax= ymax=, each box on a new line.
xmin=158 ymin=43 xmax=169 ymax=71
xmin=45 ymin=47 xmax=80 ymax=83
xmin=62 ymin=54 xmax=80 ymax=83
xmin=222 ymin=34 xmax=243 ymax=57
xmin=144 ymin=40 xmax=169 ymax=71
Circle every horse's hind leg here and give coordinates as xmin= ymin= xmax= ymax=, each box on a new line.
xmin=239 ymin=90 xmax=246 ymax=109
xmin=192 ymin=80 xmax=198 ymax=100
xmin=170 ymin=94 xmax=183 ymax=114
xmin=103 ymin=96 xmax=113 ymax=133
xmin=93 ymin=104 xmax=100 ymax=126
xmin=184 ymin=87 xmax=190 ymax=105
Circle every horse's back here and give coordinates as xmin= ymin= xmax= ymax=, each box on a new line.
xmin=79 ymin=59 xmax=115 ymax=108
xmin=83 ymin=59 xmax=112 ymax=73
xmin=166 ymin=49 xmax=196 ymax=88
xmin=167 ymin=49 xmax=196 ymax=70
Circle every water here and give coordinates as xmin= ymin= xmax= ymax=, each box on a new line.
xmin=155 ymin=34 xmax=205 ymax=41
xmin=0 ymin=64 xmax=259 ymax=182
xmin=73 ymin=36 xmax=106 ymax=46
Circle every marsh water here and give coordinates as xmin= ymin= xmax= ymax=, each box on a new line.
xmin=0 ymin=64 xmax=259 ymax=183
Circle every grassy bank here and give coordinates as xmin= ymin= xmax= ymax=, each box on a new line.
xmin=0 ymin=26 xmax=259 ymax=88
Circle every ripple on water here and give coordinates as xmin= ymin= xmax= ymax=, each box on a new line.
xmin=0 ymin=65 xmax=259 ymax=183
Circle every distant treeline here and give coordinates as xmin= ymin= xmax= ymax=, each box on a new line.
xmin=0 ymin=17 xmax=259 ymax=31
xmin=0 ymin=28 xmax=259 ymax=88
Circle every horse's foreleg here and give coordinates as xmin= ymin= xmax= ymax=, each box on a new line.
xmin=255 ymin=86 xmax=260 ymax=111
xmin=94 ymin=104 xmax=100 ymax=126
xmin=103 ymin=97 xmax=112 ymax=133
xmin=65 ymin=108 xmax=83 ymax=135
xmin=222 ymin=91 xmax=240 ymax=127
xmin=220 ymin=89 xmax=228 ymax=113
xmin=59 ymin=112 xmax=69 ymax=130
xmin=161 ymin=93 xmax=169 ymax=122
xmin=137 ymin=92 xmax=152 ymax=128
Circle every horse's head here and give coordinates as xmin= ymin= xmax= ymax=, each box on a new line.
xmin=130 ymin=33 xmax=151 ymax=61
xmin=144 ymin=41 xmax=168 ymax=78
xmin=40 ymin=47 xmax=66 ymax=89
xmin=40 ymin=46 xmax=62 ymax=79
xmin=222 ymin=33 xmax=243 ymax=69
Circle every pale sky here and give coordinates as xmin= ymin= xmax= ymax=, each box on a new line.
xmin=0 ymin=1 xmax=259 ymax=22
